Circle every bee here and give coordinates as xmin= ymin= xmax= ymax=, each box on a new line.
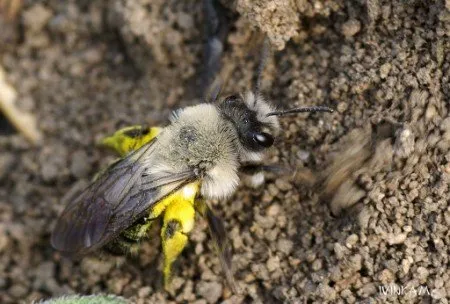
xmin=51 ymin=42 xmax=333 ymax=292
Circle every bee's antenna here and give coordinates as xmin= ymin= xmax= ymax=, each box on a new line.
xmin=253 ymin=37 xmax=271 ymax=95
xmin=205 ymin=78 xmax=223 ymax=103
xmin=266 ymin=106 xmax=334 ymax=117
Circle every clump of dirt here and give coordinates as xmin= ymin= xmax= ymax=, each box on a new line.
xmin=0 ymin=0 xmax=449 ymax=303
xmin=235 ymin=0 xmax=344 ymax=50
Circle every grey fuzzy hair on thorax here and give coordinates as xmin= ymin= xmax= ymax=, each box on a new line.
xmin=155 ymin=104 xmax=241 ymax=199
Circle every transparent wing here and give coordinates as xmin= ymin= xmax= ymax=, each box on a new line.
xmin=194 ymin=199 xmax=238 ymax=293
xmin=51 ymin=139 xmax=198 ymax=256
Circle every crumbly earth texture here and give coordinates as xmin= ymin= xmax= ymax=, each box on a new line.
xmin=0 ymin=0 xmax=449 ymax=303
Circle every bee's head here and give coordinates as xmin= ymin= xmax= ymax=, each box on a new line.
xmin=218 ymin=91 xmax=334 ymax=156
xmin=218 ymin=92 xmax=280 ymax=153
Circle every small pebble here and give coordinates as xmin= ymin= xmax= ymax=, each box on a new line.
xmin=23 ymin=4 xmax=53 ymax=32
xmin=379 ymin=63 xmax=392 ymax=79
xmin=341 ymin=19 xmax=361 ymax=37
xmin=386 ymin=233 xmax=407 ymax=245
xmin=378 ymin=269 xmax=394 ymax=284
xmin=9 ymin=284 xmax=28 ymax=298
xmin=275 ymin=179 xmax=292 ymax=191
xmin=416 ymin=266 xmax=429 ymax=284
xmin=334 ymin=243 xmax=347 ymax=260
xmin=267 ymin=255 xmax=280 ymax=272
xmin=197 ymin=281 xmax=223 ymax=304
xmin=277 ymin=239 xmax=293 ymax=255
xmin=346 ymin=234 xmax=359 ymax=248
xmin=266 ymin=204 xmax=280 ymax=216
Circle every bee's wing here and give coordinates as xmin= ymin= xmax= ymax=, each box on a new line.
xmin=195 ymin=199 xmax=238 ymax=292
xmin=51 ymin=139 xmax=198 ymax=256
xmin=205 ymin=208 xmax=237 ymax=292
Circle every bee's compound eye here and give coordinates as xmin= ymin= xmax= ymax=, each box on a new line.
xmin=253 ymin=132 xmax=274 ymax=148
xmin=223 ymin=94 xmax=241 ymax=105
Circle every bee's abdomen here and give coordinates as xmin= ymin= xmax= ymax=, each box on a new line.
xmin=105 ymin=217 xmax=153 ymax=256
xmin=105 ymin=237 xmax=140 ymax=256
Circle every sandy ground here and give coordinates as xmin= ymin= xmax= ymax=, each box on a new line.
xmin=0 ymin=0 xmax=449 ymax=303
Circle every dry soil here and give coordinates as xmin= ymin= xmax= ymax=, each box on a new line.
xmin=0 ymin=0 xmax=449 ymax=303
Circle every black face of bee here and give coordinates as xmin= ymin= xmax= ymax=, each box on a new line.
xmin=219 ymin=94 xmax=274 ymax=151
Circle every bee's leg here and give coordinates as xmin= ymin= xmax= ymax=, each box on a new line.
xmin=246 ymin=171 xmax=266 ymax=189
xmin=161 ymin=199 xmax=196 ymax=291
xmin=194 ymin=198 xmax=237 ymax=292
xmin=100 ymin=125 xmax=161 ymax=156
xmin=121 ymin=217 xmax=154 ymax=241
xmin=240 ymin=163 xmax=291 ymax=188
xmin=239 ymin=163 xmax=267 ymax=188
xmin=201 ymin=0 xmax=230 ymax=99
